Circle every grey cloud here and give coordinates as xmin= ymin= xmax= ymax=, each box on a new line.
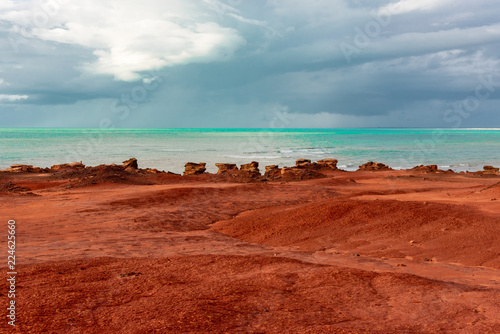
xmin=1 ymin=0 xmax=500 ymax=128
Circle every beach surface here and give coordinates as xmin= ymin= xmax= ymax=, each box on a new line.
xmin=1 ymin=163 xmax=500 ymax=333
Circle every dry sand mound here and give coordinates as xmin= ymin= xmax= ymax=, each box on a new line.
xmin=213 ymin=199 xmax=500 ymax=268
xmin=104 ymin=183 xmax=340 ymax=232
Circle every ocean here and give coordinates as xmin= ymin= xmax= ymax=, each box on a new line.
xmin=1 ymin=128 xmax=499 ymax=174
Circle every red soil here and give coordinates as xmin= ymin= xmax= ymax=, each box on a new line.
xmin=213 ymin=199 xmax=500 ymax=268
xmin=0 ymin=169 xmax=499 ymax=333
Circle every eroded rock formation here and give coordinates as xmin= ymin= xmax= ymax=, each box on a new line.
xmin=183 ymin=162 xmax=206 ymax=176
xmin=317 ymin=159 xmax=338 ymax=170
xmin=279 ymin=167 xmax=327 ymax=181
xmin=51 ymin=162 xmax=86 ymax=171
xmin=293 ymin=158 xmax=339 ymax=171
xmin=264 ymin=165 xmax=280 ymax=178
xmin=5 ymin=164 xmax=48 ymax=173
xmin=240 ymin=161 xmax=260 ymax=175
xmin=411 ymin=165 xmax=439 ymax=173
xmin=358 ymin=161 xmax=392 ymax=171
xmin=123 ymin=158 xmax=138 ymax=170
xmin=483 ymin=165 xmax=500 ymax=175
xmin=215 ymin=163 xmax=238 ymax=175
xmin=295 ymin=159 xmax=312 ymax=168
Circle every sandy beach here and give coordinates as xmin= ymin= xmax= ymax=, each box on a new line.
xmin=1 ymin=160 xmax=500 ymax=333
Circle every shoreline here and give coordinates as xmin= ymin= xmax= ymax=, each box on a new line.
xmin=1 ymin=157 xmax=499 ymax=177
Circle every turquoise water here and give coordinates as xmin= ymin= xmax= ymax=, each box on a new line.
xmin=0 ymin=128 xmax=499 ymax=174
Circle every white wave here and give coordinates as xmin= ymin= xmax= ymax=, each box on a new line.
xmin=222 ymin=155 xmax=282 ymax=159
xmin=459 ymin=128 xmax=500 ymax=130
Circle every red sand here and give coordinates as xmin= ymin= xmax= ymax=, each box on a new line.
xmin=1 ymin=168 xmax=499 ymax=333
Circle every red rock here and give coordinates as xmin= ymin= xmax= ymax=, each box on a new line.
xmin=122 ymin=158 xmax=138 ymax=170
xmin=265 ymin=165 xmax=279 ymax=173
xmin=50 ymin=164 xmax=67 ymax=171
xmin=411 ymin=165 xmax=438 ymax=173
xmin=51 ymin=162 xmax=85 ymax=171
xmin=143 ymin=168 xmax=164 ymax=174
xmin=483 ymin=166 xmax=499 ymax=175
xmin=240 ymin=161 xmax=260 ymax=175
xmin=8 ymin=164 xmax=32 ymax=172
xmin=69 ymin=161 xmax=85 ymax=168
xmin=5 ymin=164 xmax=47 ymax=173
xmin=295 ymin=159 xmax=312 ymax=168
xmin=279 ymin=167 xmax=327 ymax=181
xmin=183 ymin=162 xmax=206 ymax=176
xmin=358 ymin=161 xmax=392 ymax=171
xmin=317 ymin=159 xmax=338 ymax=170
xmin=215 ymin=163 xmax=238 ymax=174
xmin=264 ymin=165 xmax=280 ymax=179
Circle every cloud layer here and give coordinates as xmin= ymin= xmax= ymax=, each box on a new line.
xmin=1 ymin=0 xmax=500 ymax=128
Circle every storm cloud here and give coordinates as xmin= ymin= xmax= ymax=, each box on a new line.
xmin=1 ymin=0 xmax=500 ymax=128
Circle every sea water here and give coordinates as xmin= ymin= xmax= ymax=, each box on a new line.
xmin=0 ymin=128 xmax=499 ymax=174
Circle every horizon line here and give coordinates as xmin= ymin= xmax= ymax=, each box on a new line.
xmin=1 ymin=127 xmax=500 ymax=131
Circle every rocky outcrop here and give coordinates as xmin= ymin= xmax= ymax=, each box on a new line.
xmin=214 ymin=162 xmax=261 ymax=182
xmin=122 ymin=158 xmax=138 ymax=170
xmin=279 ymin=167 xmax=327 ymax=181
xmin=411 ymin=165 xmax=439 ymax=173
xmin=215 ymin=163 xmax=238 ymax=175
xmin=240 ymin=161 xmax=260 ymax=175
xmin=358 ymin=161 xmax=392 ymax=171
xmin=51 ymin=162 xmax=85 ymax=171
xmin=183 ymin=162 xmax=206 ymax=176
xmin=264 ymin=165 xmax=280 ymax=178
xmin=293 ymin=158 xmax=339 ymax=171
xmin=280 ymin=167 xmax=294 ymax=175
xmin=317 ymin=159 xmax=338 ymax=170
xmin=141 ymin=168 xmax=166 ymax=174
xmin=4 ymin=164 xmax=47 ymax=173
xmin=8 ymin=164 xmax=30 ymax=172
xmin=483 ymin=166 xmax=499 ymax=175
xmin=295 ymin=159 xmax=312 ymax=168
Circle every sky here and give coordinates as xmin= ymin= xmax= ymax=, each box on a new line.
xmin=1 ymin=0 xmax=500 ymax=128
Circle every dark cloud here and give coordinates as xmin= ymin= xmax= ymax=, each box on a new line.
xmin=1 ymin=0 xmax=500 ymax=128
